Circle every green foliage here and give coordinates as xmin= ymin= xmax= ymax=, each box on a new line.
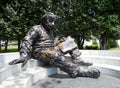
xmin=1 ymin=0 xmax=120 ymax=50
xmin=85 ymin=39 xmax=99 ymax=50
xmin=107 ymin=39 xmax=118 ymax=49
xmin=0 ymin=0 xmax=51 ymax=40
xmin=85 ymin=45 xmax=99 ymax=50
xmin=109 ymin=46 xmax=120 ymax=50
xmin=92 ymin=39 xmax=98 ymax=46
xmin=0 ymin=45 xmax=18 ymax=53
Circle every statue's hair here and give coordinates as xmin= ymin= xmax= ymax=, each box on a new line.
xmin=41 ymin=12 xmax=59 ymax=23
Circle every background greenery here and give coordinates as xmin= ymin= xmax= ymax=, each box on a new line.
xmin=0 ymin=0 xmax=120 ymax=52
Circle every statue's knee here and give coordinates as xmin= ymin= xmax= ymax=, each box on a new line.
xmin=50 ymin=56 xmax=64 ymax=67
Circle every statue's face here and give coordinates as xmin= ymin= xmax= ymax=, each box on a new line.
xmin=46 ymin=17 xmax=55 ymax=30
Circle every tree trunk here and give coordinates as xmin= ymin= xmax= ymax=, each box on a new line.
xmin=0 ymin=40 xmax=1 ymax=51
xmin=76 ymin=35 xmax=85 ymax=49
xmin=18 ymin=39 xmax=21 ymax=50
xmin=99 ymin=32 xmax=107 ymax=50
xmin=4 ymin=39 xmax=8 ymax=51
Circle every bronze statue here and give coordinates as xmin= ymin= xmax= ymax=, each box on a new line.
xmin=9 ymin=12 xmax=100 ymax=78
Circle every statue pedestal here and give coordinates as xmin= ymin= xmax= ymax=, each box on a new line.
xmin=32 ymin=74 xmax=120 ymax=88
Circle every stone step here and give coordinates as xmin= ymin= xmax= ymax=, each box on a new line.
xmin=0 ymin=52 xmax=19 ymax=66
xmin=22 ymin=59 xmax=43 ymax=70
xmin=0 ymin=64 xmax=22 ymax=84
xmin=81 ymin=56 xmax=120 ymax=66
xmin=93 ymin=63 xmax=120 ymax=78
xmin=1 ymin=51 xmax=120 ymax=66
xmin=0 ymin=59 xmax=43 ymax=84
xmin=0 ymin=67 xmax=58 ymax=88
xmin=0 ymin=52 xmax=42 ymax=67
xmin=80 ymin=50 xmax=120 ymax=57
xmin=0 ymin=51 xmax=120 ymax=88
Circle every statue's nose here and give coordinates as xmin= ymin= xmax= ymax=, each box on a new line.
xmin=51 ymin=22 xmax=54 ymax=26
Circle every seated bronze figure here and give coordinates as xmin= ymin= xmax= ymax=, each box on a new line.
xmin=9 ymin=12 xmax=100 ymax=78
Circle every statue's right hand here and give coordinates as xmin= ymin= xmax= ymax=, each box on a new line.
xmin=9 ymin=59 xmax=21 ymax=65
xmin=9 ymin=57 xmax=27 ymax=66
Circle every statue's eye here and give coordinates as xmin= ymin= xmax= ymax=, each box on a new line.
xmin=49 ymin=18 xmax=54 ymax=22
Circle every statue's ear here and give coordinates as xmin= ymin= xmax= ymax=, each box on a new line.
xmin=41 ymin=14 xmax=47 ymax=23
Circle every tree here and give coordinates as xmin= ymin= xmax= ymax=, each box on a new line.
xmin=51 ymin=0 xmax=94 ymax=49
xmin=1 ymin=0 xmax=120 ymax=51
xmin=90 ymin=0 xmax=120 ymax=49
xmin=0 ymin=0 xmax=51 ymax=50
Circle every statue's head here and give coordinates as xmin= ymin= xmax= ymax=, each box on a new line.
xmin=41 ymin=12 xmax=59 ymax=30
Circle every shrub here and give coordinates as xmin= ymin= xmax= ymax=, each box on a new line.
xmin=85 ymin=45 xmax=99 ymax=49
xmin=84 ymin=39 xmax=99 ymax=50
xmin=107 ymin=39 xmax=118 ymax=49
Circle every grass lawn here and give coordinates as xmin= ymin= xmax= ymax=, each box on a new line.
xmin=109 ymin=46 xmax=120 ymax=51
xmin=0 ymin=45 xmax=18 ymax=53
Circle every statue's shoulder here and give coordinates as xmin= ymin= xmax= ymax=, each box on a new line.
xmin=31 ymin=25 xmax=43 ymax=31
